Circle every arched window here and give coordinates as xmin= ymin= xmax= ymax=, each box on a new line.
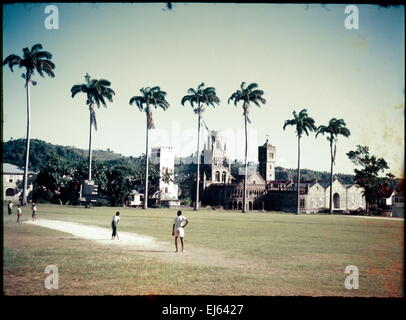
xmin=215 ymin=171 xmax=220 ymax=182
xmin=222 ymin=171 xmax=227 ymax=183
xmin=6 ymin=188 xmax=15 ymax=196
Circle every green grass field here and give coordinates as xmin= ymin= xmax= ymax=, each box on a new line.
xmin=3 ymin=204 xmax=404 ymax=296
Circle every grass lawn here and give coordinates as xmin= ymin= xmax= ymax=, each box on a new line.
xmin=3 ymin=204 xmax=404 ymax=296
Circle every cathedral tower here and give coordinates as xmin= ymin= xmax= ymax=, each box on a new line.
xmin=258 ymin=139 xmax=276 ymax=183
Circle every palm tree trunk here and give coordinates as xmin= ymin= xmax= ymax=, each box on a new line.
xmin=296 ymin=135 xmax=301 ymax=215
xmin=243 ymin=114 xmax=248 ymax=213
xmin=195 ymin=112 xmax=201 ymax=211
xmin=329 ymin=139 xmax=334 ymax=215
xmin=22 ymin=81 xmax=31 ymax=206
xmin=88 ymin=107 xmax=93 ymax=181
xmin=144 ymin=112 xmax=149 ymax=209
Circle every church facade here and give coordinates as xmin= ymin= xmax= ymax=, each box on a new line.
xmin=199 ymin=131 xmax=366 ymax=213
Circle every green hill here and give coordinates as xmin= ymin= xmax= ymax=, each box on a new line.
xmin=2 ymin=138 xmax=125 ymax=171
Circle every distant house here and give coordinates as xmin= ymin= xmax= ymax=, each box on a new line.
xmin=2 ymin=163 xmax=35 ymax=202
xmin=377 ymin=187 xmax=396 ymax=209
xmin=392 ymin=191 xmax=404 ymax=218
xmin=267 ymin=178 xmax=365 ymax=213
xmin=127 ymin=190 xmax=143 ymax=207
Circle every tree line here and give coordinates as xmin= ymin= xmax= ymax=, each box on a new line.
xmin=3 ymin=138 xmax=356 ymax=207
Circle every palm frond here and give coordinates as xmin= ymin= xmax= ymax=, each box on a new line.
xmin=3 ymin=54 xmax=22 ymax=72
xmin=247 ymin=82 xmax=258 ymax=91
xmin=339 ymin=127 xmax=351 ymax=137
xmin=187 ymin=88 xmax=197 ymax=96
xmin=31 ymin=43 xmax=43 ymax=54
xmin=98 ymin=79 xmax=111 ymax=87
xmin=240 ymin=82 xmax=246 ymax=91
xmin=35 ymin=51 xmax=53 ymax=60
xmin=283 ymin=119 xmax=296 ymax=130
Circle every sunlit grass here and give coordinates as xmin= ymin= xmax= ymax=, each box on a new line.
xmin=3 ymin=204 xmax=403 ymax=296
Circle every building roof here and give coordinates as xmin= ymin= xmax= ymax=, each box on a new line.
xmin=2 ymin=163 xmax=34 ymax=175
xmin=235 ymin=171 xmax=266 ymax=185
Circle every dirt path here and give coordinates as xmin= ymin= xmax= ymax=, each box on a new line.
xmin=24 ymin=219 xmax=262 ymax=270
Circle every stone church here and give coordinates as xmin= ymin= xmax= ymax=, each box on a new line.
xmin=199 ymin=130 xmax=366 ymax=213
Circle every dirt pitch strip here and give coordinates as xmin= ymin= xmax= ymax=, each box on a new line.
xmin=24 ymin=219 xmax=160 ymax=248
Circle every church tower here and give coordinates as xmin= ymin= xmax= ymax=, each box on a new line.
xmin=202 ymin=130 xmax=232 ymax=185
xmin=258 ymin=138 xmax=276 ymax=183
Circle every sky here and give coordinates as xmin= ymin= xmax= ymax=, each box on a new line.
xmin=2 ymin=3 xmax=405 ymax=177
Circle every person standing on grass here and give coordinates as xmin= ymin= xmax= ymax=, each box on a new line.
xmin=8 ymin=201 xmax=13 ymax=215
xmin=31 ymin=203 xmax=37 ymax=221
xmin=111 ymin=211 xmax=120 ymax=240
xmin=16 ymin=205 xmax=22 ymax=223
xmin=172 ymin=210 xmax=189 ymax=253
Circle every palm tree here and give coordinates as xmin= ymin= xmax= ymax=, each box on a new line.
xmin=129 ymin=86 xmax=170 ymax=209
xmin=71 ymin=73 xmax=115 ymax=182
xmin=283 ymin=109 xmax=317 ymax=214
xmin=228 ymin=82 xmax=266 ymax=213
xmin=181 ymin=83 xmax=220 ymax=210
xmin=316 ymin=118 xmax=351 ymax=214
xmin=3 ymin=44 xmax=55 ymax=206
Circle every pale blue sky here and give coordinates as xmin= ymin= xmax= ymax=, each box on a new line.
xmin=2 ymin=3 xmax=404 ymax=176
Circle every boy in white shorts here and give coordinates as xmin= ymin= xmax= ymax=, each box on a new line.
xmin=172 ymin=210 xmax=188 ymax=252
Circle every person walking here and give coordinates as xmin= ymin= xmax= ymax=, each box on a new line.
xmin=111 ymin=211 xmax=120 ymax=240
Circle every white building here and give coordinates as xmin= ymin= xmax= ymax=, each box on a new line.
xmin=392 ymin=191 xmax=404 ymax=218
xmin=150 ymin=146 xmax=180 ymax=205
xmin=3 ymin=163 xmax=34 ymax=202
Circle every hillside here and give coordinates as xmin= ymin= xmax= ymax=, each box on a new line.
xmin=2 ymin=138 xmax=126 ymax=171
xmin=2 ymin=138 xmax=355 ymax=184
xmin=70 ymin=147 xmax=124 ymax=162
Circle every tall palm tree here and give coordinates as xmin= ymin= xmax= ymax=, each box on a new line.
xmin=316 ymin=118 xmax=351 ymax=214
xmin=129 ymin=86 xmax=170 ymax=209
xmin=283 ymin=109 xmax=317 ymax=214
xmin=181 ymin=83 xmax=220 ymax=210
xmin=71 ymin=73 xmax=115 ymax=182
xmin=228 ymin=82 xmax=266 ymax=213
xmin=3 ymin=43 xmax=55 ymax=206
